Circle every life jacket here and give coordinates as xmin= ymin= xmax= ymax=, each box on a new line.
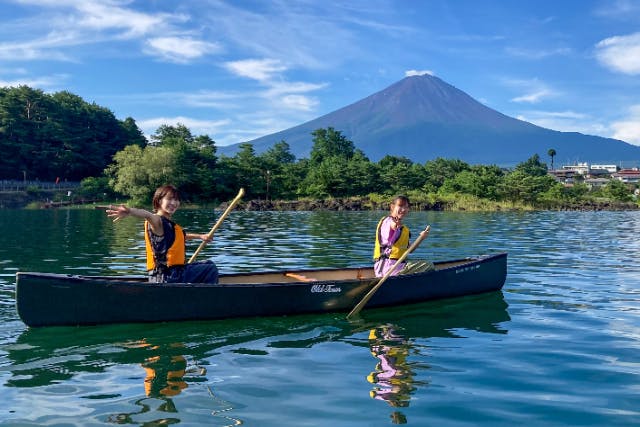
xmin=144 ymin=217 xmax=186 ymax=272
xmin=373 ymin=216 xmax=410 ymax=261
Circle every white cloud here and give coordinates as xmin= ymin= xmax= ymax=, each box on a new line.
xmin=1 ymin=0 xmax=193 ymax=61
xmin=224 ymin=58 xmax=287 ymax=82
xmin=505 ymin=46 xmax=571 ymax=59
xmin=145 ymin=37 xmax=221 ymax=63
xmin=595 ymin=32 xmax=640 ymax=75
xmin=504 ymin=78 xmax=556 ymax=104
xmin=0 ymin=73 xmax=69 ymax=89
xmin=516 ymin=110 xmax=609 ymax=137
xmin=405 ymin=69 xmax=434 ymax=77
xmin=265 ymin=81 xmax=328 ymax=97
xmin=14 ymin=0 xmax=176 ymax=38
xmin=280 ymin=94 xmax=318 ymax=111
xmin=512 ymin=89 xmax=553 ymax=103
xmin=223 ymin=58 xmax=326 ymax=114
xmin=136 ymin=116 xmax=232 ymax=138
xmin=611 ymin=105 xmax=640 ymax=145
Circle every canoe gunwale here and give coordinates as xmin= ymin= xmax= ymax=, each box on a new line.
xmin=15 ymin=252 xmax=508 ymax=327
xmin=15 ymin=253 xmax=503 ymax=287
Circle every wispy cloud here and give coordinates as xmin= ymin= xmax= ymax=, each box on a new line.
xmin=405 ymin=69 xmax=434 ymax=77
xmin=136 ymin=116 xmax=232 ymax=138
xmin=506 ymin=46 xmax=571 ymax=59
xmin=224 ymin=59 xmax=288 ymax=82
xmin=512 ymin=90 xmax=554 ymax=103
xmin=611 ymin=104 xmax=640 ymax=145
xmin=1 ymin=0 xmax=205 ymax=63
xmin=224 ymin=58 xmax=327 ymax=114
xmin=516 ymin=110 xmax=609 ymax=137
xmin=595 ymin=32 xmax=640 ymax=75
xmin=145 ymin=37 xmax=222 ymax=63
xmin=594 ymin=0 xmax=640 ymax=20
xmin=0 ymin=73 xmax=69 ymax=89
xmin=505 ymin=78 xmax=557 ymax=104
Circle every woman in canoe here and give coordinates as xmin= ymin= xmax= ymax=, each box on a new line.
xmin=373 ymin=195 xmax=411 ymax=277
xmin=106 ymin=184 xmax=219 ymax=284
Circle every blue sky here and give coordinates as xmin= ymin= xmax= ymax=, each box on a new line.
xmin=2 ymin=0 xmax=640 ymax=151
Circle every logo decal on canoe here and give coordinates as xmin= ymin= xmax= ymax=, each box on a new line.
xmin=455 ymin=264 xmax=480 ymax=274
xmin=311 ymin=284 xmax=342 ymax=293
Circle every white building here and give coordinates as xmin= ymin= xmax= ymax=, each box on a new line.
xmin=590 ymin=164 xmax=618 ymax=174
xmin=562 ymin=162 xmax=589 ymax=175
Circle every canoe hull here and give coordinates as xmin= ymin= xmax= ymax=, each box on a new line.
xmin=16 ymin=253 xmax=507 ymax=327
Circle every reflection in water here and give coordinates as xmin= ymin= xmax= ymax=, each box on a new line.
xmin=3 ymin=293 xmax=510 ymax=425
xmin=360 ymin=292 xmax=510 ymax=425
xmin=137 ymin=342 xmax=193 ymax=398
xmin=367 ymin=325 xmax=416 ymax=424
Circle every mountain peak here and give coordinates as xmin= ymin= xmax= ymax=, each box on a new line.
xmin=221 ymin=75 xmax=640 ymax=166
xmin=350 ymin=74 xmax=518 ymax=128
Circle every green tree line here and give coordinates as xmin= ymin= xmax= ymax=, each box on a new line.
xmin=1 ymin=86 xmax=635 ymax=208
xmin=0 ymin=86 xmax=146 ymax=181
xmin=101 ymin=124 xmax=637 ymax=207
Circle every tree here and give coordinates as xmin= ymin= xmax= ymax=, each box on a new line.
xmin=150 ymin=123 xmax=194 ymax=147
xmin=442 ymin=165 xmax=504 ymax=200
xmin=515 ymin=154 xmax=548 ymax=177
xmin=0 ymin=86 xmax=145 ymax=180
xmin=547 ymin=148 xmax=557 ymax=171
xmin=377 ymin=156 xmax=426 ymax=195
xmin=423 ymin=158 xmax=470 ymax=192
xmin=309 ymin=127 xmax=355 ymax=165
xmin=604 ymin=179 xmax=632 ymax=202
xmin=498 ymin=170 xmax=556 ymax=203
xmin=259 ymin=141 xmax=297 ymax=200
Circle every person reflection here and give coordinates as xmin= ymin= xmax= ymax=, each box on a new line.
xmin=367 ymin=324 xmax=416 ymax=424
xmin=108 ymin=340 xmax=206 ymax=425
xmin=142 ymin=352 xmax=188 ymax=397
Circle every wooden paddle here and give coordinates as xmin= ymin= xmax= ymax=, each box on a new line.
xmin=346 ymin=225 xmax=430 ymax=319
xmin=188 ymin=188 xmax=245 ymax=264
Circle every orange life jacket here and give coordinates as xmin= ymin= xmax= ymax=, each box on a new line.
xmin=144 ymin=218 xmax=186 ymax=271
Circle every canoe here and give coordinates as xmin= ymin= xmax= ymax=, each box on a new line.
xmin=15 ymin=252 xmax=507 ymax=327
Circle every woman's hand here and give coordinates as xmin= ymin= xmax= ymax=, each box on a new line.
xmin=199 ymin=234 xmax=213 ymax=242
xmin=106 ymin=204 xmax=130 ymax=222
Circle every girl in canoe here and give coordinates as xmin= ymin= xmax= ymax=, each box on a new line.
xmin=373 ymin=195 xmax=411 ymax=277
xmin=106 ymin=184 xmax=219 ymax=284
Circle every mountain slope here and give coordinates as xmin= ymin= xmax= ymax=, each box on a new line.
xmin=220 ymin=74 xmax=640 ymax=166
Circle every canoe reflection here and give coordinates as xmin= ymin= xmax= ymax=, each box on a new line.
xmin=5 ymin=292 xmax=510 ymax=425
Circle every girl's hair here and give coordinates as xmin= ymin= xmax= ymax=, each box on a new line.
xmin=391 ymin=195 xmax=410 ymax=207
xmin=152 ymin=185 xmax=181 ymax=211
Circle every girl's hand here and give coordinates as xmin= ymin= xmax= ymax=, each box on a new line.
xmin=106 ymin=204 xmax=130 ymax=222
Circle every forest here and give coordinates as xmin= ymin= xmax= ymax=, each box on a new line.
xmin=1 ymin=86 xmax=637 ymax=209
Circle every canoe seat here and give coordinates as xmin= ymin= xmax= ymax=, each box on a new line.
xmin=284 ymin=273 xmax=318 ymax=282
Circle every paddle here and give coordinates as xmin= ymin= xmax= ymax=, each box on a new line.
xmin=346 ymin=225 xmax=430 ymax=319
xmin=188 ymin=188 xmax=245 ymax=264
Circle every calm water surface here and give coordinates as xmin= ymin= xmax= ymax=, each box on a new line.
xmin=0 ymin=208 xmax=639 ymax=426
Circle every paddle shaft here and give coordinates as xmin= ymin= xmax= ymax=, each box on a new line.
xmin=188 ymin=188 xmax=245 ymax=264
xmin=347 ymin=225 xmax=430 ymax=319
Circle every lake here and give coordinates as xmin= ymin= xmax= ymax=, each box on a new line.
xmin=0 ymin=208 xmax=639 ymax=426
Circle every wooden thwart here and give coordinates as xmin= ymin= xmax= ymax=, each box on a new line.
xmin=285 ymin=273 xmax=317 ymax=282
